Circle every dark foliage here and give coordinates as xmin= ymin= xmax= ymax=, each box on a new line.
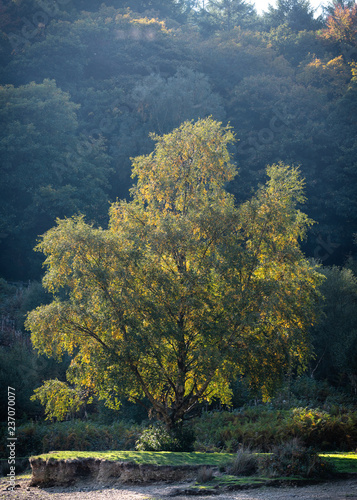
xmin=258 ymin=439 xmax=336 ymax=478
xmin=135 ymin=423 xmax=195 ymax=452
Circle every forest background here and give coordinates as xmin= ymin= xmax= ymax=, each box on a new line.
xmin=0 ymin=0 xmax=357 ymax=456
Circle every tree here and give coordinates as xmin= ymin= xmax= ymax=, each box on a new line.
xmin=5 ymin=6 xmax=193 ymax=89
xmin=0 ymin=279 xmax=70 ymax=421
xmin=26 ymin=118 xmax=322 ymax=430
xmin=130 ymin=67 xmax=225 ymax=136
xmin=62 ymin=0 xmax=189 ymax=20
xmin=263 ymin=0 xmax=321 ymax=31
xmin=323 ymin=0 xmax=356 ymax=18
xmin=0 ymin=79 xmax=111 ymax=279
xmin=202 ymin=0 xmax=257 ymax=32
xmin=266 ymin=25 xmax=325 ymax=66
xmin=310 ymin=265 xmax=357 ymax=390
xmin=319 ymin=3 xmax=357 ymax=57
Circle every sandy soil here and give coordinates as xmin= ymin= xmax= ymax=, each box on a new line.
xmin=1 ymin=477 xmax=357 ymax=500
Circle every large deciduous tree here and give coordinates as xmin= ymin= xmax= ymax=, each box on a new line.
xmin=26 ymin=118 xmax=322 ymax=429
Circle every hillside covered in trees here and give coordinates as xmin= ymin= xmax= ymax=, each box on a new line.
xmin=1 ymin=0 xmax=357 ymax=278
xmin=1 ymin=0 xmax=357 ymax=433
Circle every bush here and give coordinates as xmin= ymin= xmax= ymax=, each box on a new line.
xmin=0 ymin=420 xmax=141 ymax=459
xmin=193 ymin=408 xmax=287 ymax=452
xmin=288 ymin=407 xmax=357 ymax=450
xmin=227 ymin=447 xmax=259 ymax=476
xmin=135 ymin=424 xmax=177 ymax=451
xmin=271 ymin=376 xmax=355 ymax=410
xmin=135 ymin=423 xmax=195 ymax=452
xmin=258 ymin=439 xmax=335 ymax=479
xmin=193 ymin=407 xmax=357 ymax=453
xmin=196 ymin=466 xmax=213 ymax=483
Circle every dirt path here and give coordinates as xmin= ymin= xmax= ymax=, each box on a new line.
xmin=1 ymin=477 xmax=357 ymax=500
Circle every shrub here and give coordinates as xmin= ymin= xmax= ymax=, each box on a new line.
xmin=227 ymin=447 xmax=259 ymax=476
xmin=193 ymin=408 xmax=287 ymax=452
xmin=0 ymin=420 xmax=141 ymax=459
xmin=135 ymin=424 xmax=176 ymax=451
xmin=258 ymin=439 xmax=335 ymax=479
xmin=289 ymin=407 xmax=357 ymax=450
xmin=135 ymin=423 xmax=195 ymax=452
xmin=193 ymin=407 xmax=357 ymax=453
xmin=196 ymin=466 xmax=213 ymax=483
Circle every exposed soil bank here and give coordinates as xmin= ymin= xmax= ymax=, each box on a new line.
xmin=29 ymin=457 xmax=208 ymax=487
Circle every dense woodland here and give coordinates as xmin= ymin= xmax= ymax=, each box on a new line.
xmin=1 ymin=0 xmax=357 ymax=446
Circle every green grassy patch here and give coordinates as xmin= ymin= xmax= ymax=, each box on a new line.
xmin=320 ymin=452 xmax=357 ymax=474
xmin=30 ymin=450 xmax=235 ymax=467
xmin=30 ymin=450 xmax=357 ymax=474
xmin=191 ymin=474 xmax=308 ymax=494
xmin=208 ymin=474 xmax=267 ymax=486
xmin=189 ymin=475 xmax=267 ymax=494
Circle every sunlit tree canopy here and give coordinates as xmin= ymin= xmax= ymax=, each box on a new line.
xmin=26 ymin=118 xmax=322 ymax=428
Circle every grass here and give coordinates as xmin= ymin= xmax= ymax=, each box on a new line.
xmin=320 ymin=453 xmax=357 ymax=474
xmin=30 ymin=450 xmax=357 ymax=473
xmin=204 ymin=474 xmax=268 ymax=486
xmin=30 ymin=450 xmax=235 ymax=467
xmin=190 ymin=474 xmax=308 ymax=494
xmin=26 ymin=449 xmax=357 ymax=493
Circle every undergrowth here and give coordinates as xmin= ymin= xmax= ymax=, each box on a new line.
xmin=193 ymin=406 xmax=357 ymax=452
xmin=258 ymin=439 xmax=335 ymax=478
xmin=226 ymin=447 xmax=259 ymax=476
xmin=0 ymin=420 xmax=140 ymax=459
xmin=1 ymin=404 xmax=356 ymax=460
